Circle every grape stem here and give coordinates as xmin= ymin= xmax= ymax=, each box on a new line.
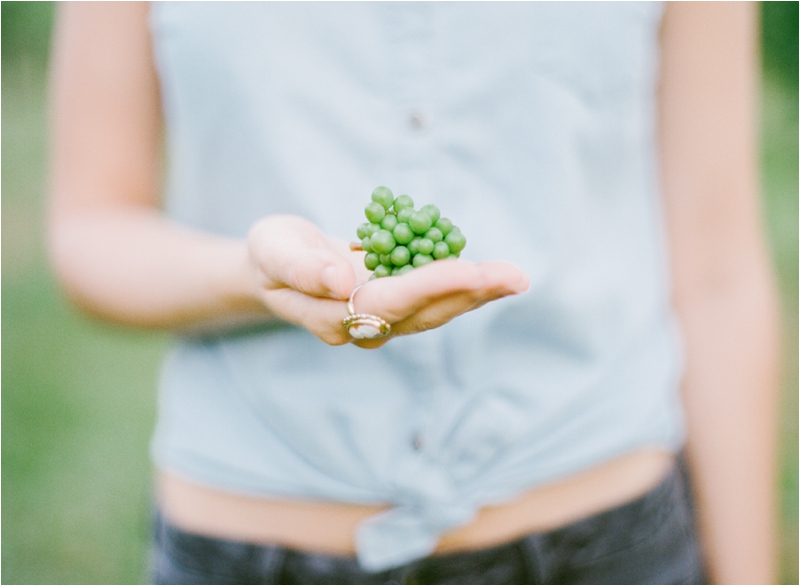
xmin=349 ymin=242 xmax=364 ymax=251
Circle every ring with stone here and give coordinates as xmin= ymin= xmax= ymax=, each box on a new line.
xmin=342 ymin=283 xmax=391 ymax=339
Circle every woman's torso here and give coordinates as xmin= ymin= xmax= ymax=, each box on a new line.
xmin=148 ymin=1 xmax=684 ymax=571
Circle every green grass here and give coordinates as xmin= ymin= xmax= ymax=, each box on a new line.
xmin=2 ymin=64 xmax=166 ymax=584
xmin=762 ymin=76 xmax=799 ymax=586
xmin=2 ymin=17 xmax=798 ymax=586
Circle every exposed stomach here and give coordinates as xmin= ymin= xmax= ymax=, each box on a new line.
xmin=156 ymin=447 xmax=674 ymax=556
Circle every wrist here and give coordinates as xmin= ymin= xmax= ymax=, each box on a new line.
xmin=216 ymin=237 xmax=276 ymax=321
xmin=171 ymin=235 xmax=277 ymax=336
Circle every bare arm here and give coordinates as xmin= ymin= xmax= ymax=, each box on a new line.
xmin=47 ymin=2 xmax=528 ymax=344
xmin=659 ymin=3 xmax=781 ymax=583
xmin=48 ymin=2 xmax=270 ymax=332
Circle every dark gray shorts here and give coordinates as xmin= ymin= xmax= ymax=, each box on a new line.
xmin=151 ymin=462 xmax=706 ymax=584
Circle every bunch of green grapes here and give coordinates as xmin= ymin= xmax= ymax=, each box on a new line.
xmin=356 ymin=186 xmax=466 ymax=278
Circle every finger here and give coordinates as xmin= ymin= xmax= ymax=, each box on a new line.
xmin=271 ymin=246 xmax=357 ymax=300
xmin=327 ymin=237 xmax=372 ymax=285
xmin=260 ymin=287 xmax=353 ymax=346
xmin=350 ymin=336 xmax=392 ymax=350
xmin=250 ymin=217 xmax=357 ymax=300
xmin=389 ymin=289 xmax=498 ymax=336
xmin=352 ymin=260 xmax=528 ymax=323
xmin=265 ymin=287 xmax=393 ymax=349
xmin=353 ymin=262 xmax=525 ymax=343
xmin=349 ymin=281 xmax=506 ymax=348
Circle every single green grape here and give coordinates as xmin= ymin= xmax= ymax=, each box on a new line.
xmin=372 ymin=186 xmax=395 ymax=210
xmin=373 ymin=264 xmax=392 ymax=278
xmin=412 ymin=253 xmax=434 ymax=267
xmin=390 ymin=245 xmax=411 ymax=266
xmin=365 ymin=201 xmax=386 ymax=223
xmin=408 ymin=237 xmax=423 ymax=255
xmin=434 ymin=217 xmax=453 ymax=236
xmin=444 ymin=230 xmax=466 ymax=254
xmin=424 ymin=227 xmax=443 ymax=243
xmin=380 ymin=213 xmax=398 ymax=232
xmin=420 ymin=204 xmax=441 ymax=224
xmin=417 ymin=238 xmax=434 ymax=255
xmin=393 ymin=223 xmax=414 ymax=245
xmin=379 ymin=253 xmax=392 ymax=265
xmin=448 ymin=253 xmax=459 ymax=259
xmin=356 ymin=223 xmax=371 ymax=240
xmin=393 ymin=194 xmax=414 ymax=212
xmin=409 ymin=211 xmax=433 ymax=234
xmin=394 ymin=264 xmax=415 ymax=276
xmin=432 ymin=241 xmax=450 ymax=259
xmin=364 ymin=252 xmax=380 ymax=270
xmin=361 ymin=236 xmax=374 ymax=253
xmin=357 ymin=222 xmax=381 ymax=239
xmin=371 ymin=229 xmax=396 ymax=254
xmin=396 ymin=208 xmax=414 ymax=224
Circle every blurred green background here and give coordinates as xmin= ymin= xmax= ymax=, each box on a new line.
xmin=2 ymin=2 xmax=797 ymax=583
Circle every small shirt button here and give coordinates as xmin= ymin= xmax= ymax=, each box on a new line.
xmin=408 ymin=111 xmax=427 ymax=131
xmin=412 ymin=433 xmax=424 ymax=451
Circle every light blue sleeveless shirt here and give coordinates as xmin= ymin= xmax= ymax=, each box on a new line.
xmin=149 ymin=2 xmax=684 ymax=571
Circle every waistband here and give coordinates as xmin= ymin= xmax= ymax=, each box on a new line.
xmin=151 ymin=458 xmax=706 ymax=583
xmin=156 ymin=449 xmax=674 ymax=562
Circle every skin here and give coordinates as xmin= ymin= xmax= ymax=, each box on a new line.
xmin=659 ymin=4 xmax=780 ymax=583
xmin=48 ymin=2 xmax=779 ymax=582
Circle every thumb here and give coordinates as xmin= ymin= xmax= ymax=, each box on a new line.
xmin=249 ymin=215 xmax=357 ymax=299
xmin=272 ymin=246 xmax=356 ymax=299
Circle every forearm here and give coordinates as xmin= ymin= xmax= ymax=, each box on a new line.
xmin=658 ymin=4 xmax=780 ymax=579
xmin=49 ymin=4 xmax=257 ymax=333
xmin=48 ymin=204 xmax=274 ymax=333
xmin=677 ymin=260 xmax=781 ymax=584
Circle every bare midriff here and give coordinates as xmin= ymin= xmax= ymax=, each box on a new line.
xmin=157 ymin=448 xmax=674 ymax=557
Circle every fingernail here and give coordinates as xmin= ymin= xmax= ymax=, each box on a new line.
xmin=512 ymin=274 xmax=530 ymax=294
xmin=321 ymin=265 xmax=342 ymax=298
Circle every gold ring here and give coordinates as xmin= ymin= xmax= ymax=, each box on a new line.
xmin=342 ymin=283 xmax=391 ymax=339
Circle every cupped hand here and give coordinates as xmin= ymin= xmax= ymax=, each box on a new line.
xmin=247 ymin=215 xmax=529 ymax=348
